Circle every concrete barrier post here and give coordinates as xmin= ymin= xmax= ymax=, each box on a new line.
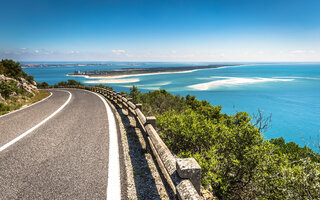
xmin=111 ymin=91 xmax=115 ymax=101
xmin=177 ymin=180 xmax=200 ymax=200
xmin=136 ymin=104 xmax=142 ymax=110
xmin=176 ymin=158 xmax=201 ymax=194
xmin=146 ymin=116 xmax=156 ymax=127
xmin=112 ymin=91 xmax=116 ymax=101
xmin=116 ymin=92 xmax=121 ymax=106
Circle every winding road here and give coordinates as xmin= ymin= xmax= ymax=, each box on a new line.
xmin=0 ymin=89 xmax=122 ymax=199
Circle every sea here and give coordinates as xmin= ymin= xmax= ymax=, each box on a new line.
xmin=22 ymin=62 xmax=320 ymax=152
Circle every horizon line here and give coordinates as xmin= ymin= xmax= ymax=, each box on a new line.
xmin=16 ymin=60 xmax=320 ymax=63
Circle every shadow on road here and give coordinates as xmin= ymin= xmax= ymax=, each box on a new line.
xmin=115 ymin=104 xmax=171 ymax=200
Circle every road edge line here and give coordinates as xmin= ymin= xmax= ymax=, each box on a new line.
xmin=0 ymin=90 xmax=72 ymax=152
xmin=0 ymin=91 xmax=53 ymax=119
xmin=88 ymin=91 xmax=121 ymax=200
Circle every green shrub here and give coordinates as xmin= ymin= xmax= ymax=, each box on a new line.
xmin=0 ymin=80 xmax=23 ymax=99
xmin=0 ymin=102 xmax=10 ymax=112
xmin=0 ymin=63 xmax=5 ymax=74
xmin=37 ymin=82 xmax=49 ymax=88
xmin=95 ymin=84 xmax=113 ymax=90
xmin=130 ymin=85 xmax=187 ymax=116
xmin=0 ymin=59 xmax=34 ymax=83
xmin=271 ymin=137 xmax=320 ymax=162
xmin=54 ymin=79 xmax=84 ymax=87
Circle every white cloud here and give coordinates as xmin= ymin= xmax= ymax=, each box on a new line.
xmin=66 ymin=50 xmax=80 ymax=54
xmin=309 ymin=50 xmax=316 ymax=54
xmin=34 ymin=50 xmax=40 ymax=53
xmin=291 ymin=50 xmax=306 ymax=54
xmin=171 ymin=50 xmax=177 ymax=54
xmin=112 ymin=49 xmax=126 ymax=55
xmin=19 ymin=48 xmax=27 ymax=50
xmin=219 ymin=53 xmax=226 ymax=57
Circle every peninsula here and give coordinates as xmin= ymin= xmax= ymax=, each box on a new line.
xmin=67 ymin=64 xmax=235 ymax=78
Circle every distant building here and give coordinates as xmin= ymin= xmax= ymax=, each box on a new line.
xmin=74 ymin=70 xmax=86 ymax=75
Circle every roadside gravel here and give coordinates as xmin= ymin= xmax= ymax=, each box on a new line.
xmin=107 ymin=99 xmax=171 ymax=200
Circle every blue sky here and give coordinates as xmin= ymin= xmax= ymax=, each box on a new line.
xmin=0 ymin=0 xmax=319 ymax=62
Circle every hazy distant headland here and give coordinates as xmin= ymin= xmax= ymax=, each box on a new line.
xmin=66 ymin=64 xmax=236 ymax=78
xmin=21 ymin=63 xmax=129 ymax=68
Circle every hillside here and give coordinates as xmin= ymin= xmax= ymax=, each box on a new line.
xmin=0 ymin=59 xmax=49 ymax=115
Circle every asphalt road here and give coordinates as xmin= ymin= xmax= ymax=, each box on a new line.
xmin=0 ymin=89 xmax=120 ymax=199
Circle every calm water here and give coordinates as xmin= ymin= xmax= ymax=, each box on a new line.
xmin=23 ymin=62 xmax=320 ymax=151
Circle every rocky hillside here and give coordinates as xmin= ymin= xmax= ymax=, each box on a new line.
xmin=0 ymin=59 xmax=43 ymax=115
xmin=0 ymin=74 xmax=38 ymax=102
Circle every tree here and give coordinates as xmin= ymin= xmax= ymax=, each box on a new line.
xmin=37 ymin=82 xmax=49 ymax=88
xmin=0 ymin=59 xmax=34 ymax=83
xmin=0 ymin=62 xmax=5 ymax=75
xmin=252 ymin=108 xmax=272 ymax=133
xmin=129 ymin=85 xmax=142 ymax=104
xmin=54 ymin=79 xmax=83 ymax=87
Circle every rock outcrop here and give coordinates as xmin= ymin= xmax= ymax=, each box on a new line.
xmin=17 ymin=77 xmax=38 ymax=94
xmin=0 ymin=74 xmax=38 ymax=97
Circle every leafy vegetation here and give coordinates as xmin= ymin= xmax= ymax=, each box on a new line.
xmin=129 ymin=85 xmax=187 ymax=116
xmin=129 ymin=86 xmax=320 ymax=200
xmin=0 ymin=59 xmax=34 ymax=83
xmin=53 ymin=79 xmax=84 ymax=87
xmin=0 ymin=59 xmax=50 ymax=115
xmin=37 ymin=81 xmax=49 ymax=88
xmin=0 ymin=89 xmax=50 ymax=115
xmin=52 ymin=81 xmax=114 ymax=91
xmin=0 ymin=80 xmax=25 ymax=99
xmin=95 ymin=84 xmax=113 ymax=90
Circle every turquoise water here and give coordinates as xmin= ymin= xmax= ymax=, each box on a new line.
xmin=23 ymin=62 xmax=320 ymax=151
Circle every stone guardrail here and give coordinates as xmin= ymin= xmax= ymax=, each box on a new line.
xmin=53 ymin=85 xmax=201 ymax=200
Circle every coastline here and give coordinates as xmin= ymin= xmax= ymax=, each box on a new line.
xmin=67 ymin=69 xmax=199 ymax=79
xmin=66 ymin=64 xmax=239 ymax=80
xmin=85 ymin=78 xmax=140 ymax=84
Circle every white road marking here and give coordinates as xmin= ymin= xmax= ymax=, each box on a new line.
xmin=88 ymin=91 xmax=121 ymax=200
xmin=0 ymin=90 xmax=72 ymax=152
xmin=0 ymin=91 xmax=53 ymax=119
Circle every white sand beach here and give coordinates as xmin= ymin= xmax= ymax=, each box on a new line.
xmin=68 ymin=69 xmax=198 ymax=79
xmin=189 ymin=77 xmax=295 ymax=91
xmin=85 ymin=78 xmax=140 ymax=84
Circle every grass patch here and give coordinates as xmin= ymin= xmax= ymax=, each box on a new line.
xmin=29 ymin=90 xmax=50 ymax=104
xmin=0 ymin=90 xmax=50 ymax=116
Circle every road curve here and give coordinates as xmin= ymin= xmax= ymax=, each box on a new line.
xmin=0 ymin=90 xmax=70 ymax=147
xmin=0 ymin=89 xmax=121 ymax=199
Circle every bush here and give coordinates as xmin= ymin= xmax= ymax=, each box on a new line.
xmin=95 ymin=84 xmax=113 ymax=90
xmin=0 ymin=63 xmax=5 ymax=74
xmin=37 ymin=82 xmax=49 ymax=88
xmin=0 ymin=80 xmax=24 ymax=99
xmin=54 ymin=79 xmax=84 ymax=87
xmin=130 ymin=85 xmax=187 ymax=116
xmin=271 ymin=137 xmax=320 ymax=162
xmin=0 ymin=59 xmax=34 ymax=83
xmin=0 ymin=102 xmax=10 ymax=112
